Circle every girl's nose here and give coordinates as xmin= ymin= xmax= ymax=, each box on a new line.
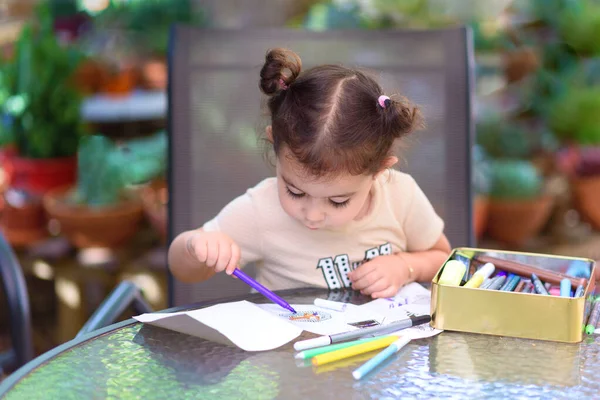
xmin=305 ymin=203 xmax=325 ymax=223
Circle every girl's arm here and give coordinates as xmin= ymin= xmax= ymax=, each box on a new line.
xmin=168 ymin=229 xmax=222 ymax=283
xmin=396 ymin=233 xmax=452 ymax=283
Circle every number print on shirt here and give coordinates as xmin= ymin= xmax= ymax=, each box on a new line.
xmin=317 ymin=243 xmax=393 ymax=290
xmin=317 ymin=257 xmax=342 ymax=289
xmin=334 ymin=255 xmax=352 ymax=287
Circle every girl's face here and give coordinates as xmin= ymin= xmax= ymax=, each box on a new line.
xmin=276 ymin=148 xmax=376 ymax=230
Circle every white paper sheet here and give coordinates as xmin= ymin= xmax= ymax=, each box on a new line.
xmin=355 ymin=283 xmax=443 ymax=340
xmin=134 ymin=300 xmax=302 ymax=351
xmin=257 ymin=304 xmax=359 ymax=335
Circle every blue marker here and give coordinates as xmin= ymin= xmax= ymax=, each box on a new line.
xmin=500 ymin=274 xmax=521 ymax=292
xmin=352 ymin=336 xmax=411 ymax=380
xmin=560 ymin=278 xmax=572 ymax=297
xmin=566 ymin=260 xmax=591 ymax=279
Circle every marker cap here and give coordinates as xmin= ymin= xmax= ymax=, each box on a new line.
xmin=477 ymin=263 xmax=495 ymax=279
xmin=294 ymin=335 xmax=331 ymax=351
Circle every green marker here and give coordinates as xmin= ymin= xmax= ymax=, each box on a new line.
xmin=585 ymin=296 xmax=600 ymax=335
xmin=294 ymin=336 xmax=383 ymax=360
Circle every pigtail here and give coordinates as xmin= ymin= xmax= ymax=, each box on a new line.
xmin=259 ymin=48 xmax=302 ymax=96
xmin=379 ymin=95 xmax=423 ymax=139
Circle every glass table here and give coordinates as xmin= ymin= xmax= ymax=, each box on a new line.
xmin=1 ymin=288 xmax=599 ymax=399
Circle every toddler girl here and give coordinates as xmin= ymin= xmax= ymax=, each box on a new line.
xmin=168 ymin=48 xmax=451 ymax=298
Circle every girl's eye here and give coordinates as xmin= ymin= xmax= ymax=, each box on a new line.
xmin=286 ymin=187 xmax=305 ymax=198
xmin=329 ymin=199 xmax=350 ymax=208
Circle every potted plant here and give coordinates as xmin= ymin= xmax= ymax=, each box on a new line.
xmin=486 ymin=159 xmax=553 ymax=246
xmin=43 ymin=132 xmax=167 ymax=248
xmin=472 ymin=145 xmax=491 ymax=240
xmin=548 ymin=85 xmax=600 ymax=229
xmin=89 ymin=0 xmax=204 ymax=92
xmin=0 ymin=5 xmax=86 ymax=245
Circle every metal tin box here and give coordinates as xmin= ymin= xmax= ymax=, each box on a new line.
xmin=431 ymin=248 xmax=596 ymax=343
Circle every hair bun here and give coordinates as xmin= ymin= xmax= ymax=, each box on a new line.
xmin=259 ymin=48 xmax=302 ymax=96
xmin=381 ymin=96 xmax=423 ymax=139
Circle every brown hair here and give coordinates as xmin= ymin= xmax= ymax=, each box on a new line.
xmin=259 ymin=48 xmax=422 ymax=178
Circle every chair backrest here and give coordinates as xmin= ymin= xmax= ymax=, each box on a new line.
xmin=0 ymin=231 xmax=33 ymax=371
xmin=168 ymin=27 xmax=474 ymax=307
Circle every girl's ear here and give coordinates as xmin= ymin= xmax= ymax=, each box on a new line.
xmin=374 ymin=156 xmax=398 ymax=179
xmin=266 ymin=125 xmax=274 ymax=143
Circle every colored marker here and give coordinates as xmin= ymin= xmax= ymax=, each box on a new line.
xmin=586 ymin=298 xmax=600 ymax=335
xmin=474 ymin=255 xmax=586 ymax=288
xmin=500 ymin=274 xmax=521 ymax=292
xmin=312 ymin=335 xmax=398 ymax=366
xmin=232 ymin=268 xmax=296 ymax=313
xmin=566 ymin=260 xmax=591 ymax=279
xmin=294 ymin=336 xmax=380 ymax=360
xmin=549 ymin=286 xmax=561 ymax=296
xmin=314 ymin=298 xmax=348 ymax=312
xmin=531 ymin=273 xmax=549 ymax=295
xmin=574 ymin=284 xmax=585 ymax=298
xmin=487 ymin=275 xmax=506 ymax=291
xmin=560 ymin=278 xmax=572 ymax=297
xmin=480 ymin=276 xmax=498 ymax=289
xmin=352 ymin=336 xmax=411 ymax=380
xmin=514 ymin=280 xmax=525 ymax=293
xmin=294 ymin=315 xmax=431 ymax=351
xmin=464 ymin=263 xmax=495 ymax=288
xmin=438 ymin=260 xmax=466 ymax=286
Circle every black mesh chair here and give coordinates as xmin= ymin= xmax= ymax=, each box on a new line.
xmin=0 ymin=231 xmax=33 ymax=373
xmin=168 ymin=27 xmax=475 ymax=306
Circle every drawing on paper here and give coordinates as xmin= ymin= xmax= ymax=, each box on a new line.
xmin=279 ymin=310 xmax=332 ymax=323
xmin=347 ymin=319 xmax=380 ymax=328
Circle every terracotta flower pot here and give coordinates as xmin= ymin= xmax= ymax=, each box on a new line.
xmin=474 ymin=195 xmax=489 ymax=239
xmin=99 ymin=65 xmax=138 ymax=97
xmin=140 ymin=58 xmax=167 ymax=91
xmin=0 ymin=190 xmax=48 ymax=247
xmin=486 ymin=196 xmax=553 ymax=246
xmin=3 ymin=154 xmax=77 ymax=196
xmin=139 ymin=179 xmax=168 ymax=242
xmin=571 ymin=176 xmax=600 ymax=230
xmin=43 ymin=186 xmax=144 ymax=248
xmin=502 ymin=48 xmax=539 ymax=83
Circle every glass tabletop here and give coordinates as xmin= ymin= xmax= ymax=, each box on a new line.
xmin=2 ymin=289 xmax=600 ymax=399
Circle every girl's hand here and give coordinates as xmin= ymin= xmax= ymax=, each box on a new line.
xmin=186 ymin=231 xmax=241 ymax=275
xmin=348 ymin=254 xmax=411 ymax=298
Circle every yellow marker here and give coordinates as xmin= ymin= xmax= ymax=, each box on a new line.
xmin=313 ymin=350 xmax=379 ymax=374
xmin=311 ymin=335 xmax=397 ymax=366
xmin=438 ymin=260 xmax=467 ymax=286
xmin=463 ymin=262 xmax=495 ymax=288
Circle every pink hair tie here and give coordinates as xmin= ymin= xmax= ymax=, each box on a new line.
xmin=378 ymin=95 xmax=391 ymax=109
xmin=279 ymin=78 xmax=288 ymax=90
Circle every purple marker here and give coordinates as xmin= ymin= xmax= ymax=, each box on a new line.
xmin=232 ymin=268 xmax=296 ymax=313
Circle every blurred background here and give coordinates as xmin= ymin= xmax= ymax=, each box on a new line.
xmin=1 ymin=0 xmax=600 ymax=366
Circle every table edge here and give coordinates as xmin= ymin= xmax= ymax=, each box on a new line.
xmin=0 ymin=287 xmax=327 ymax=395
xmin=0 ymin=319 xmax=138 ymax=395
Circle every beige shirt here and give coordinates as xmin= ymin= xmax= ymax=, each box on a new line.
xmin=203 ymin=170 xmax=444 ymax=291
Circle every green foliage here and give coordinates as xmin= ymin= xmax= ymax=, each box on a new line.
xmin=472 ymin=145 xmax=491 ymax=194
xmin=303 ymin=3 xmax=364 ymax=31
xmin=0 ymin=4 xmax=85 ymax=158
xmin=469 ymin=20 xmax=510 ymax=52
xmin=476 ymin=117 xmax=536 ymax=159
xmin=548 ymin=86 xmax=600 ymax=145
xmin=558 ymin=0 xmax=600 ymax=57
xmin=94 ymin=0 xmax=205 ymax=56
xmin=489 ymin=159 xmax=543 ymax=200
xmin=75 ymin=132 xmax=167 ymax=207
